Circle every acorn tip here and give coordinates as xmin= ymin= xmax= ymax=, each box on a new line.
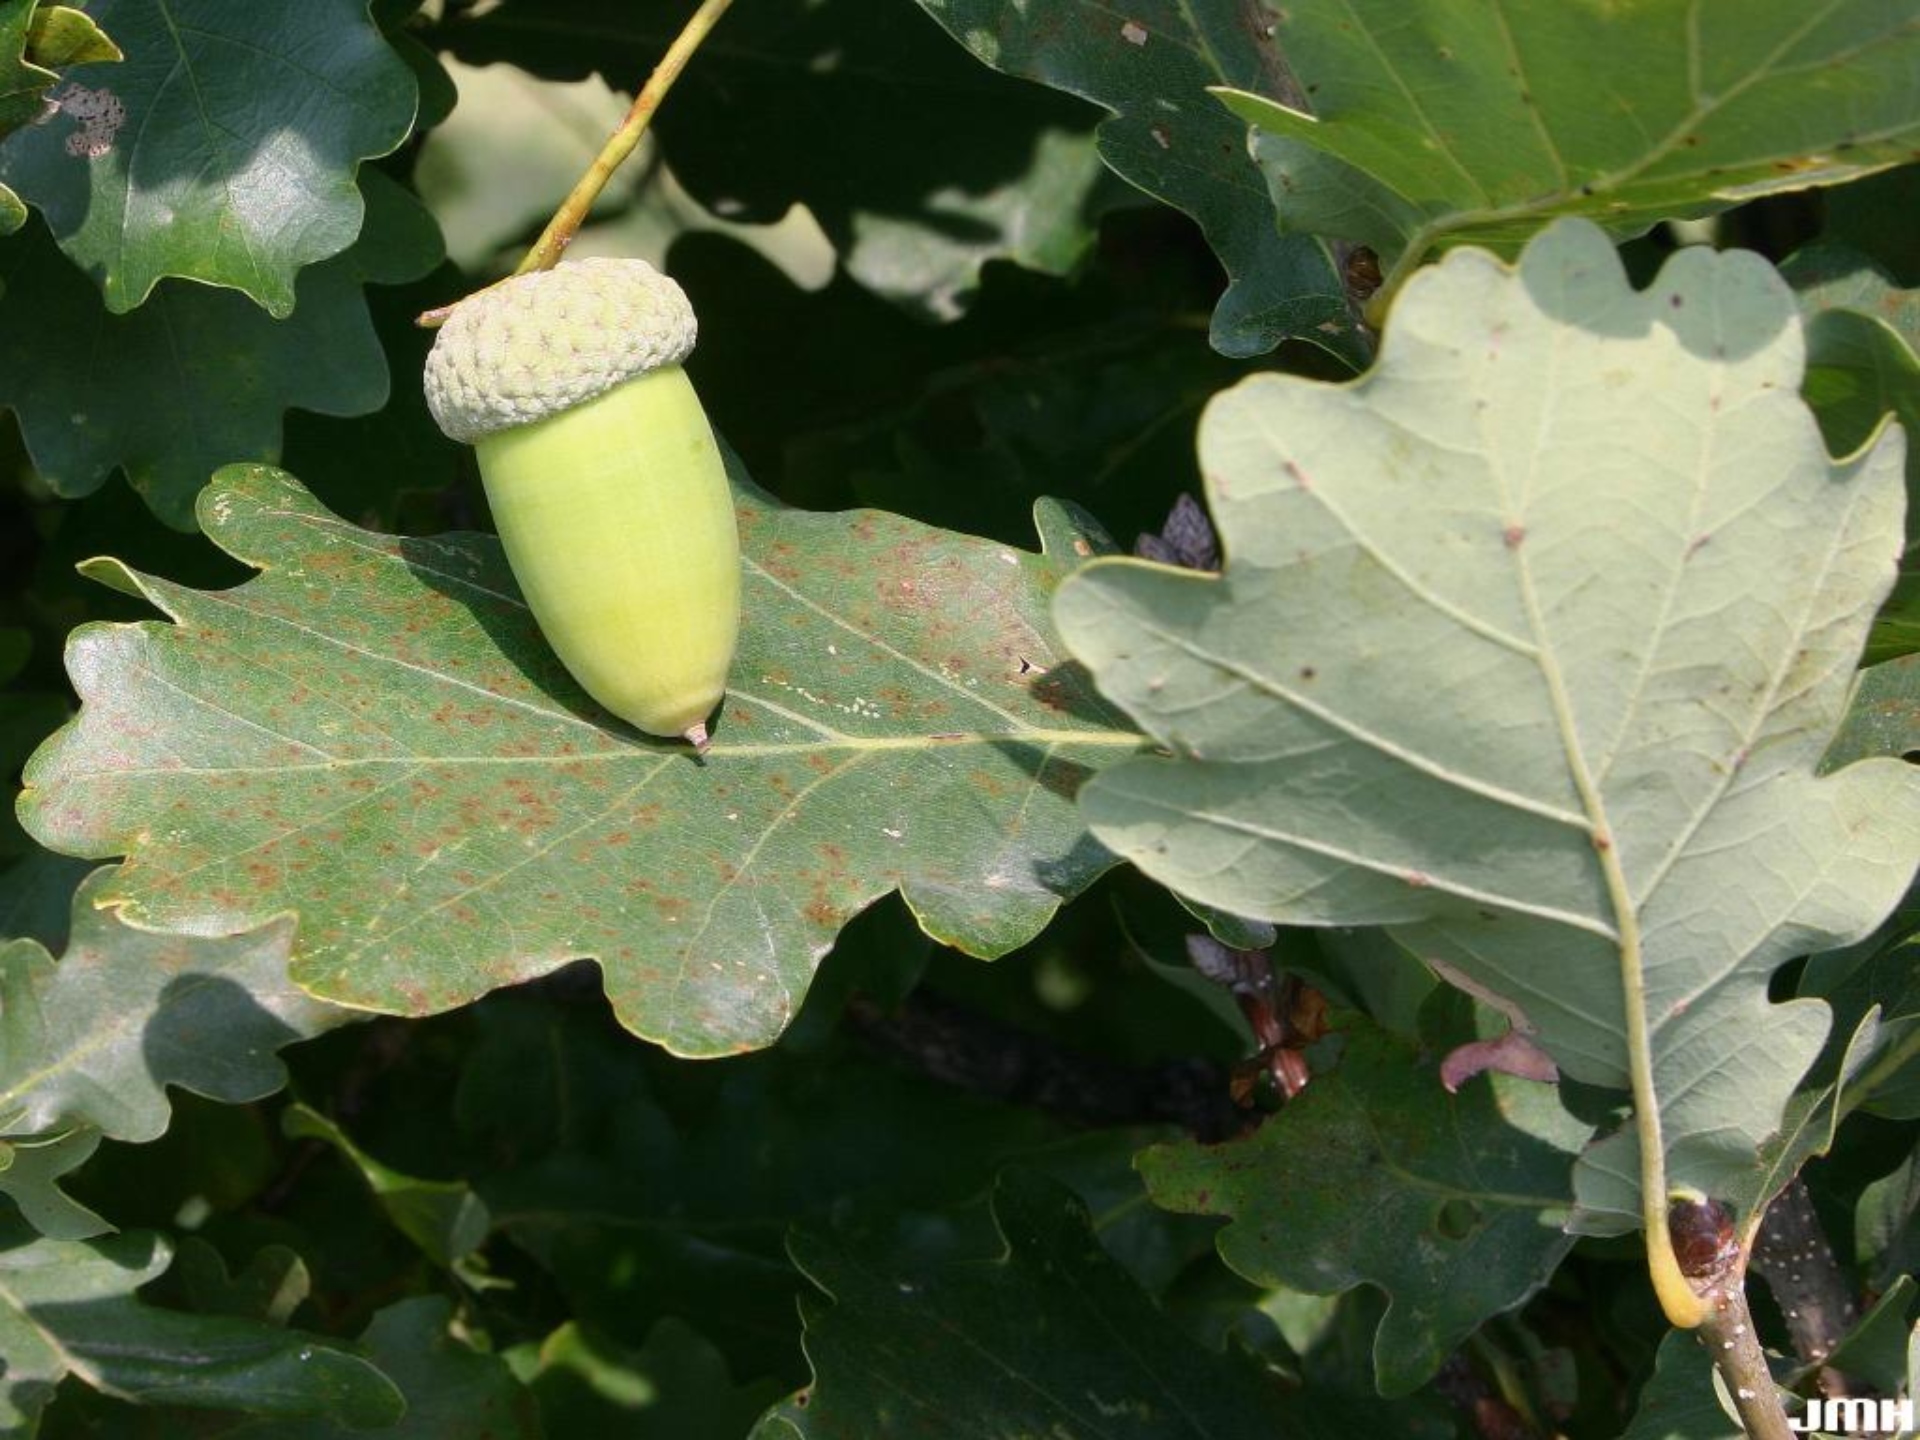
xmin=684 ymin=722 xmax=711 ymax=753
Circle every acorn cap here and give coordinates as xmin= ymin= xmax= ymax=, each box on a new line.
xmin=423 ymin=257 xmax=699 ymax=444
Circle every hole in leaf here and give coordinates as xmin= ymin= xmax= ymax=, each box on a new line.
xmin=1436 ymin=1197 xmax=1483 ymax=1240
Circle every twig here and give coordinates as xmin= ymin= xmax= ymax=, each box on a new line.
xmin=416 ymin=0 xmax=736 ymax=328
xmin=1695 ymin=1276 xmax=1793 ymax=1440
xmin=1666 ymin=1193 xmax=1796 ymax=1438
xmin=1750 ymin=1177 xmax=1860 ymax=1394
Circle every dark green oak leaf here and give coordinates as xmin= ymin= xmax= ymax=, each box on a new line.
xmin=0 ymin=867 xmax=348 ymax=1239
xmin=1817 ymin=1277 xmax=1919 ymax=1396
xmin=20 ymin=463 xmax=1141 ymax=1057
xmin=456 ymin=979 xmax=1064 ymax=1377
xmin=774 ymin=1168 xmax=1370 ymax=1439
xmin=1799 ymin=891 xmax=1920 ymax=1126
xmin=1723 ymin=900 xmax=1920 ymax=1259
xmin=0 ymin=170 xmax=444 ymax=529
xmin=912 ymin=0 xmax=1360 ymax=362
xmin=0 ymin=0 xmax=417 ymax=316
xmin=24 ymin=1293 xmax=539 ymax=1439
xmin=1824 ymin=165 xmax=1920 ymax=286
xmin=1221 ymin=0 xmax=1920 ymax=308
xmin=171 ymin=1240 xmax=310 ymax=1326
xmin=1856 ymin=1150 xmax=1920 ymax=1291
xmin=1785 ymin=242 xmax=1920 ymax=663
xmin=218 ymin=1296 xmax=541 ymax=1440
xmin=375 ymin=0 xmax=455 ymax=133
xmin=1139 ymin=1008 xmax=1590 ymax=1395
xmin=1618 ymin=1329 xmax=1765 ymax=1440
xmin=0 ymin=1222 xmax=402 ymax=1436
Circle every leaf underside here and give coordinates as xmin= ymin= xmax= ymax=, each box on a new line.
xmin=21 ymin=464 xmax=1142 ymax=1057
xmin=1055 ymin=220 xmax=1920 ymax=1247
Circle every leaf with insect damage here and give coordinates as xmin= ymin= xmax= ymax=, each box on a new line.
xmin=0 ymin=0 xmax=416 ymax=316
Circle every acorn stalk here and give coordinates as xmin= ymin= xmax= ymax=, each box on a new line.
xmin=423 ymin=258 xmax=740 ymax=749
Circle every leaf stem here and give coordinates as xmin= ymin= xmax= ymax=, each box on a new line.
xmin=416 ymin=0 xmax=736 ymax=328
xmin=1508 ymin=532 xmax=1705 ymax=1329
xmin=1363 ymin=231 xmax=1434 ymax=328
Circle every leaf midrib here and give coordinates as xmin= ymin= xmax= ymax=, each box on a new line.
xmin=259 ymin=503 xmax=1084 ymax=740
xmin=66 ymin=726 xmax=1145 ymax=782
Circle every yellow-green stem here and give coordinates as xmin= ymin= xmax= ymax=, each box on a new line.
xmin=418 ymin=0 xmax=735 ymax=327
xmin=1511 ymin=531 xmax=1705 ymax=1330
xmin=513 ymin=0 xmax=735 ymax=276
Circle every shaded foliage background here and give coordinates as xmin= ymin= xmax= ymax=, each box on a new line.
xmin=0 ymin=0 xmax=1916 ymax=1436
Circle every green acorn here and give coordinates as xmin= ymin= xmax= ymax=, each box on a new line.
xmin=424 ymin=258 xmax=740 ymax=751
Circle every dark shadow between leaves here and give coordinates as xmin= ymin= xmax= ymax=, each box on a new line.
xmin=431 ymin=0 xmax=1100 ymax=243
xmin=0 ymin=851 xmax=95 ymax=952
xmin=881 ymin=207 xmax=1004 ymax=247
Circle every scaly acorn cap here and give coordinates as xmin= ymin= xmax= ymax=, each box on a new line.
xmin=423 ymin=257 xmax=698 ymax=445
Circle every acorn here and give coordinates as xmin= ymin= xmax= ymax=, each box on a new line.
xmin=423 ymin=258 xmax=739 ymax=750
